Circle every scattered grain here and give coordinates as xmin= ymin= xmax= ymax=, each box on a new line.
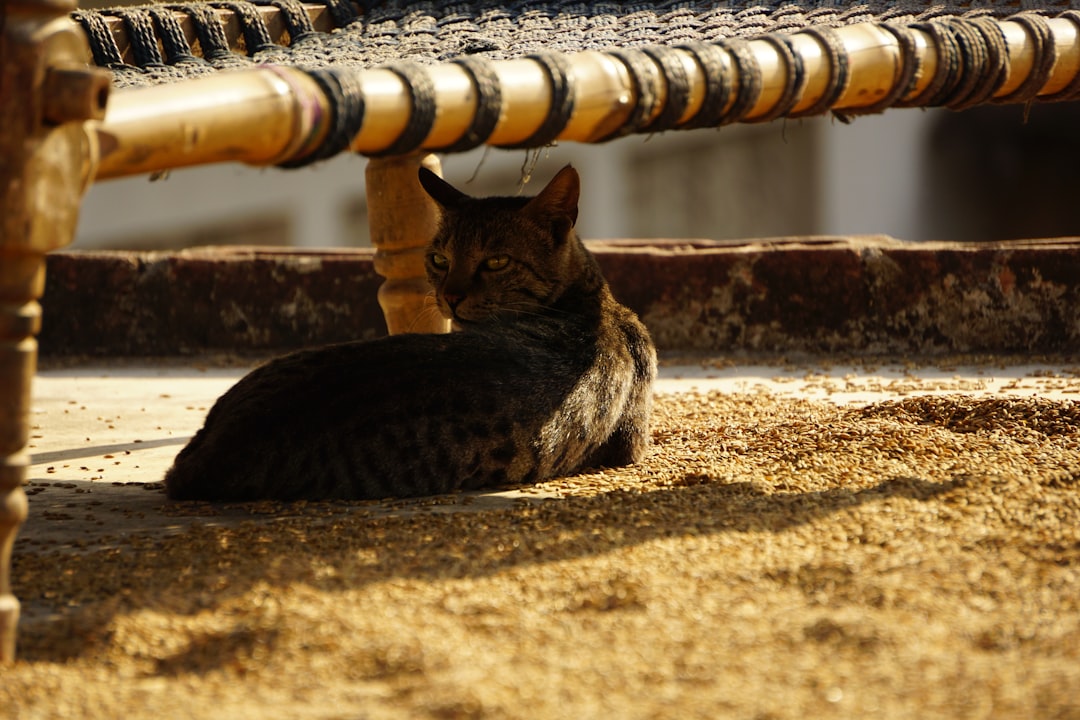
xmin=5 ymin=390 xmax=1079 ymax=719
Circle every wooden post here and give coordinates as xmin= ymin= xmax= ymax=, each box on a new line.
xmin=0 ymin=0 xmax=107 ymax=662
xmin=366 ymin=152 xmax=451 ymax=335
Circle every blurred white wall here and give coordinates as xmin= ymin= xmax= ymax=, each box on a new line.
xmin=73 ymin=109 xmax=943 ymax=250
xmin=818 ymin=108 xmax=933 ymax=241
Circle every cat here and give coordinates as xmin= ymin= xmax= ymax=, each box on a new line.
xmin=163 ymin=165 xmax=657 ymax=501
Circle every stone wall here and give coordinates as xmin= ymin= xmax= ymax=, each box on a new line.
xmin=39 ymin=238 xmax=1080 ymax=356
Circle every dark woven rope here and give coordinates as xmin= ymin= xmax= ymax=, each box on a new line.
xmin=934 ymin=19 xmax=986 ymax=109
xmin=896 ymin=17 xmax=1015 ymax=109
xmin=259 ymin=0 xmax=316 ymax=43
xmin=147 ymin=6 xmax=203 ymax=64
xmin=716 ymin=38 xmax=764 ymax=124
xmin=605 ymin=38 xmax=770 ymax=133
xmin=995 ymin=12 xmax=1056 ymax=105
xmin=676 ymin=42 xmax=732 ymax=129
xmin=941 ymin=19 xmax=987 ymax=108
xmin=435 ymin=56 xmax=503 ymax=153
xmin=497 ymin=53 xmax=575 ymax=149
xmin=789 ymin=26 xmax=850 ymax=118
xmin=79 ymin=2 xmax=1080 ymax=95
xmin=323 ymin=0 xmax=358 ymax=30
xmin=878 ymin=23 xmax=923 ymax=108
xmin=602 ymin=48 xmax=664 ymax=140
xmin=211 ymin=2 xmax=276 ymax=55
xmin=835 ymin=22 xmax=920 ymax=119
xmin=179 ymin=3 xmax=235 ymax=62
xmin=72 ymin=10 xmax=125 ymax=67
xmin=947 ymin=17 xmax=1009 ymax=110
xmin=901 ymin=20 xmax=959 ymax=108
xmin=123 ymin=7 xmax=165 ymax=66
xmin=72 ymin=1 xmax=1080 ymax=162
xmin=751 ymin=33 xmax=807 ymax=122
xmin=1041 ymin=9 xmax=1080 ymax=101
xmin=640 ymin=46 xmax=691 ymax=133
xmin=367 ymin=62 xmax=438 ymax=157
xmin=277 ymin=67 xmax=365 ymax=167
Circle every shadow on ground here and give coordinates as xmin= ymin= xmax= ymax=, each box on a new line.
xmin=13 ymin=470 xmax=996 ymax=663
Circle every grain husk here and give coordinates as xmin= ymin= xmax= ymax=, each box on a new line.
xmin=5 ymin=390 xmax=1079 ymax=719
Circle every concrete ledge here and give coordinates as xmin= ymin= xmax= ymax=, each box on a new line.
xmin=41 ymin=247 xmax=388 ymax=355
xmin=40 ymin=237 xmax=1080 ymax=356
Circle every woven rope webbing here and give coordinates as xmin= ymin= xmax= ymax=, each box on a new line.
xmin=78 ymin=1 xmax=1080 ymax=90
xmin=77 ymin=1 xmax=1080 ymax=163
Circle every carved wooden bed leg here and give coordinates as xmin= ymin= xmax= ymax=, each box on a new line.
xmin=0 ymin=0 xmax=108 ymax=662
xmin=366 ymin=152 xmax=451 ymax=335
xmin=0 ymin=282 xmax=39 ymax=663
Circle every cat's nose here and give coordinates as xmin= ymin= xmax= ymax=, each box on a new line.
xmin=442 ymin=292 xmax=464 ymax=309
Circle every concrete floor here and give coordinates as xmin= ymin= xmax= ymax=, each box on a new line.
xmin=18 ymin=357 xmax=1080 ymax=557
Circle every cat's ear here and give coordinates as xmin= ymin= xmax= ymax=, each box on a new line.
xmin=418 ymin=168 xmax=469 ymax=207
xmin=525 ymin=165 xmax=579 ymax=238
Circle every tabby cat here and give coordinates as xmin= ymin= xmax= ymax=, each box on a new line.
xmin=164 ymin=165 xmax=657 ymax=501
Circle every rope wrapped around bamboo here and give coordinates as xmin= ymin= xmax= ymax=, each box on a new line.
xmin=88 ymin=6 xmax=1080 ymax=178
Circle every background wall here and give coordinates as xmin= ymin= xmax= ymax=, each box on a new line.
xmin=74 ymin=103 xmax=1080 ymax=250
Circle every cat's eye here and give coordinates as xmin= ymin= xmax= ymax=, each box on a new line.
xmin=429 ymin=252 xmax=450 ymax=269
xmin=483 ymin=255 xmax=510 ymax=271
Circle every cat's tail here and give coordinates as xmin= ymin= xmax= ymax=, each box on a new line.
xmin=163 ymin=428 xmax=280 ymax=501
xmin=162 ymin=430 xmax=210 ymax=500
xmin=163 ymin=429 xmax=244 ymax=501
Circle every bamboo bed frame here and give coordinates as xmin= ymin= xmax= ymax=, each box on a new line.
xmin=3 ymin=0 xmax=1080 ymax=661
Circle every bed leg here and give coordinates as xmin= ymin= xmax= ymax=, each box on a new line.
xmin=0 ymin=0 xmax=108 ymax=662
xmin=366 ymin=152 xmax=451 ymax=335
xmin=0 ymin=292 xmax=39 ymax=663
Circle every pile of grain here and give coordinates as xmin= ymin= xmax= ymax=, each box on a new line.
xmin=5 ymin=390 xmax=1079 ymax=718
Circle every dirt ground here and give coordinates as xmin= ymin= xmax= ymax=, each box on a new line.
xmin=3 ymin=359 xmax=1080 ymax=719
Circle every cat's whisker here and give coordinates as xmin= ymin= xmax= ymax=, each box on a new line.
xmin=482 ymin=310 xmax=553 ymax=328
xmin=404 ymin=302 xmax=448 ymax=333
xmin=502 ymin=300 xmax=569 ymax=318
xmin=503 ymin=309 xmax=550 ymax=320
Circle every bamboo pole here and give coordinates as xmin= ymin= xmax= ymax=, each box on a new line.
xmin=91 ymin=16 xmax=1080 ymax=178
xmin=94 ymin=65 xmax=330 ymax=177
xmin=0 ymin=0 xmax=105 ymax=663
